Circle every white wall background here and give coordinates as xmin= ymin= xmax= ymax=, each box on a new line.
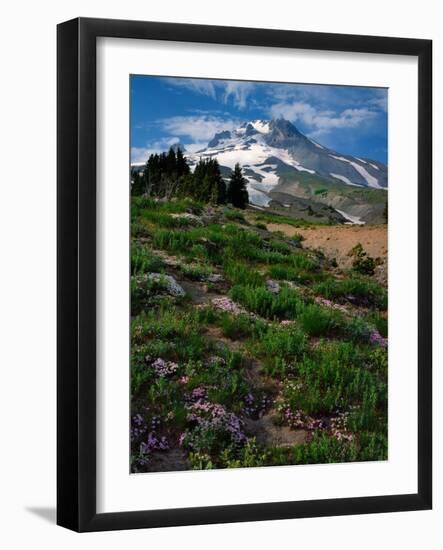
xmin=0 ymin=1 xmax=440 ymax=547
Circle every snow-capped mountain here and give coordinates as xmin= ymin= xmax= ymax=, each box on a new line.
xmin=186 ymin=118 xmax=387 ymax=208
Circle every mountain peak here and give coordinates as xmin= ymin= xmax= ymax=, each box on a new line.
xmin=268 ymin=117 xmax=303 ymax=137
xmin=236 ymin=119 xmax=272 ymax=136
xmin=234 ymin=118 xmax=303 ymax=138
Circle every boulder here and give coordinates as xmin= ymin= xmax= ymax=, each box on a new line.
xmin=147 ymin=273 xmax=185 ymax=297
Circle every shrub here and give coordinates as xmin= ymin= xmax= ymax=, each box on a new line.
xmin=253 ymin=323 xmax=307 ymax=377
xmin=131 ymin=243 xmax=164 ymax=275
xmin=342 ymin=315 xmax=373 ymax=343
xmin=219 ymin=438 xmax=268 ymax=468
xmin=299 ymin=304 xmax=343 ymax=337
xmin=290 ymin=433 xmax=359 ymax=464
xmin=365 ymin=311 xmax=388 ymax=337
xmin=220 ymin=313 xmax=262 ymax=340
xmin=131 ymin=220 xmax=151 ymax=238
xmin=138 ymin=210 xmax=195 ymax=228
xmin=179 ymin=263 xmax=213 ymax=281
xmin=257 ymin=324 xmax=306 ymax=361
xmin=230 ymin=285 xmax=303 ymax=320
xmin=291 ymin=233 xmax=305 ymax=246
xmin=349 ymin=243 xmax=376 ymax=276
xmin=131 ymin=309 xmax=208 ymax=362
xmin=223 ymin=259 xmax=263 ymax=287
xmin=356 ymin=431 xmax=388 ymax=461
xmin=281 ymin=341 xmax=387 ymax=415
xmin=268 ymin=264 xmax=315 ymax=284
xmin=314 ymin=276 xmax=387 ymax=309
xmin=224 ymin=208 xmax=248 ymax=224
xmin=185 ymin=352 xmax=248 ymax=411
xmin=268 ymin=239 xmax=291 ymax=255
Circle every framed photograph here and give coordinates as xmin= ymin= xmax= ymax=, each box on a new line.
xmin=57 ymin=17 xmax=432 ymax=532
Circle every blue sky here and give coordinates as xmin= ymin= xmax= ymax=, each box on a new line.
xmin=131 ymin=75 xmax=388 ymax=164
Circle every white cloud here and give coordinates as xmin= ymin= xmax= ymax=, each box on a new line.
xmin=222 ymin=81 xmax=255 ymax=110
xmin=163 ymin=78 xmax=216 ymax=99
xmin=131 ymin=136 xmax=180 ymax=164
xmin=164 ymin=78 xmax=255 ymax=110
xmin=160 ymin=115 xmax=239 ymax=141
xmin=131 ymin=114 xmax=243 ymax=163
xmin=367 ymin=95 xmax=388 ymax=112
xmin=269 ymin=101 xmax=377 ymax=135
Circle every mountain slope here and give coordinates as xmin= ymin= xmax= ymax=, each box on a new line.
xmin=185 ymin=118 xmax=387 ymax=222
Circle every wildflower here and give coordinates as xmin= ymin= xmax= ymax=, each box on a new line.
xmin=242 ymin=392 xmax=270 ymax=418
xmin=182 ymin=399 xmax=246 ymax=449
xmin=211 ymin=297 xmax=244 ymax=315
xmin=140 ymin=432 xmax=169 ymax=456
xmin=151 ymin=358 xmax=178 ymax=377
xmin=369 ymin=329 xmax=388 ymax=348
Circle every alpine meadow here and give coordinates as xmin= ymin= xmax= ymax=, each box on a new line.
xmin=129 ymin=75 xmax=388 ymax=473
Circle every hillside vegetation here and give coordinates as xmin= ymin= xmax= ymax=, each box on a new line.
xmin=130 ymin=175 xmax=388 ymax=471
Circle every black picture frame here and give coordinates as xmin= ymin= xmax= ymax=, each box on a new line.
xmin=57 ymin=17 xmax=432 ymax=532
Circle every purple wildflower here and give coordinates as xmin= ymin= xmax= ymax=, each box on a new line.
xmin=151 ymin=358 xmax=178 ymax=377
xmin=369 ymin=329 xmax=388 ymax=348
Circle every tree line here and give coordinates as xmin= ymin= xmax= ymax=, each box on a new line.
xmin=131 ymin=147 xmax=249 ymax=209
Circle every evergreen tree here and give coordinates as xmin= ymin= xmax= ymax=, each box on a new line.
xmin=383 ymin=201 xmax=388 ymax=223
xmin=193 ymin=158 xmax=226 ymax=204
xmin=227 ymin=163 xmax=249 ymax=208
xmin=176 ymin=148 xmax=190 ymax=177
xmin=143 ymin=147 xmax=191 ymax=198
xmin=131 ymin=168 xmax=145 ymax=196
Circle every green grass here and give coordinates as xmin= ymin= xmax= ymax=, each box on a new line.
xmin=314 ymin=276 xmax=387 ymax=309
xmin=224 ymin=208 xmax=248 ymax=224
xmin=220 ymin=313 xmax=263 ymax=340
xmin=281 ymin=340 xmax=387 ymax=419
xmin=251 ymin=322 xmax=307 ymax=377
xmin=230 ymin=284 xmax=303 ymax=320
xmin=299 ymin=303 xmax=344 ymax=337
xmin=223 ymin=259 xmax=264 ymax=287
xmin=131 ymin=197 xmax=388 ymax=471
xmin=268 ymin=263 xmax=322 ymax=284
xmin=131 ymin=307 xmax=208 ymax=363
xmin=179 ymin=263 xmax=213 ymax=281
xmin=252 ymin=211 xmax=328 ymax=228
xmin=132 ymin=196 xmax=204 ymax=216
xmin=131 ymin=243 xmax=165 ymax=274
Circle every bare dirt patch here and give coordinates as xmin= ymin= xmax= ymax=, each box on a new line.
xmin=244 ymin=413 xmax=308 ymax=448
xmin=267 ymin=223 xmax=388 ymax=283
xmin=146 ymin=448 xmax=190 ymax=472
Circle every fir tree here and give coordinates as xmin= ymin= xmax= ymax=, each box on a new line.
xmin=383 ymin=201 xmax=388 ymax=223
xmin=131 ymin=168 xmax=145 ymax=196
xmin=193 ymin=158 xmax=226 ymax=204
xmin=176 ymin=148 xmax=190 ymax=177
xmin=227 ymin=163 xmax=249 ymax=209
xmin=143 ymin=147 xmax=191 ymax=198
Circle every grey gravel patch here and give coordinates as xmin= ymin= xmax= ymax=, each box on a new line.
xmin=170 ymin=212 xmax=203 ymax=226
xmin=206 ymin=273 xmax=224 ymax=283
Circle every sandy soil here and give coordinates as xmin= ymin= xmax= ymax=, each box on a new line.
xmin=267 ymin=223 xmax=388 ymax=283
